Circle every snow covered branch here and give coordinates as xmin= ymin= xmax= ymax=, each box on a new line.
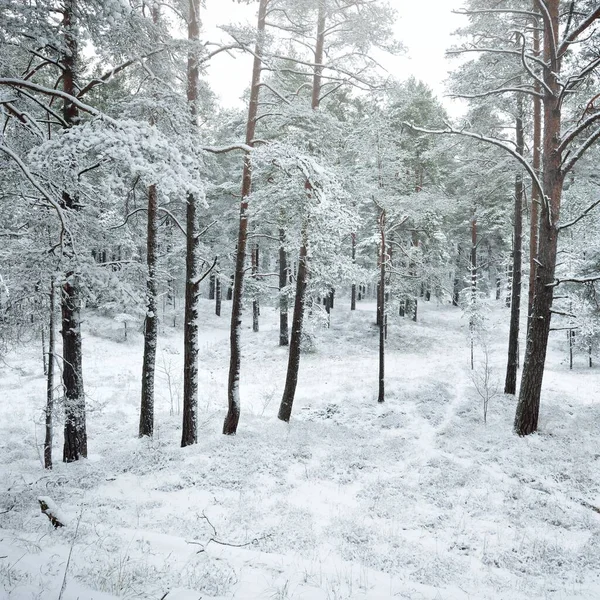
xmin=402 ymin=122 xmax=545 ymax=201
xmin=558 ymin=198 xmax=600 ymax=231
xmin=0 ymin=144 xmax=70 ymax=252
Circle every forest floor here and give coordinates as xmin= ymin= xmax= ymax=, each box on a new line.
xmin=1 ymin=295 xmax=600 ymax=600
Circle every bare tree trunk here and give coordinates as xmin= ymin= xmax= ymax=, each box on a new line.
xmin=278 ymin=238 xmax=308 ymax=422
xmin=504 ymin=96 xmax=525 ymax=395
xmin=44 ymin=277 xmax=55 ymax=470
xmin=515 ymin=0 xmax=563 ymax=436
xmin=252 ymin=245 xmax=259 ymax=332
xmin=62 ymin=274 xmax=87 ymax=462
xmin=215 ymin=270 xmax=222 ymax=317
xmin=279 ymin=229 xmax=289 ymax=345
xmin=208 ymin=273 xmax=216 ymax=300
xmin=139 ymin=3 xmax=161 ymax=439
xmin=61 ymin=0 xmax=87 ymax=462
xmin=181 ymin=0 xmax=202 ymax=447
xmin=378 ymin=210 xmax=386 ymax=403
xmin=470 ymin=215 xmax=477 ymax=370
xmin=452 ymin=244 xmax=461 ymax=306
xmin=224 ymin=0 xmax=268 ymax=435
xmin=351 ymin=233 xmax=357 ymax=310
xmin=528 ymin=4 xmax=541 ymax=331
xmin=276 ymin=0 xmax=326 ymax=424
xmin=139 ymin=183 xmax=158 ymax=438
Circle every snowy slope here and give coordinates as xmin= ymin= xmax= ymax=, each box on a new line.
xmin=1 ymin=297 xmax=600 ymax=599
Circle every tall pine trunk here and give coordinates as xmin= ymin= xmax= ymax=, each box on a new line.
xmin=44 ymin=277 xmax=55 ymax=470
xmin=469 ymin=215 xmax=477 ymax=370
xmin=252 ymin=245 xmax=259 ymax=332
xmin=223 ymin=0 xmax=268 ymax=435
xmin=378 ymin=210 xmax=386 ymax=403
xmin=514 ymin=0 xmax=563 ymax=435
xmin=504 ymin=97 xmax=525 ymax=394
xmin=350 ymin=233 xmax=357 ymax=310
xmin=61 ymin=0 xmax=87 ymax=462
xmin=279 ymin=229 xmax=289 ymax=345
xmin=277 ymin=0 xmax=326 ymax=423
xmin=139 ymin=183 xmax=158 ymax=437
xmin=278 ymin=238 xmax=308 ymax=422
xmin=528 ymin=8 xmax=541 ymax=330
xmin=181 ymin=0 xmax=202 ymax=447
xmin=139 ymin=3 xmax=161 ymax=439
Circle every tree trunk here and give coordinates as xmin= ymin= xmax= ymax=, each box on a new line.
xmin=452 ymin=244 xmax=461 ymax=306
xmin=528 ymin=4 xmax=541 ymax=331
xmin=350 ymin=232 xmax=357 ymax=310
xmin=279 ymin=229 xmax=289 ymax=346
xmin=252 ymin=245 xmax=259 ymax=332
xmin=378 ymin=210 xmax=386 ymax=403
xmin=62 ymin=274 xmax=87 ymax=462
xmin=224 ymin=0 xmax=268 ymax=435
xmin=139 ymin=183 xmax=158 ymax=438
xmin=504 ymin=97 xmax=525 ymax=395
xmin=278 ymin=239 xmax=308 ymax=422
xmin=181 ymin=0 xmax=202 ymax=447
xmin=61 ymin=0 xmax=87 ymax=462
xmin=208 ymin=273 xmax=216 ymax=300
xmin=514 ymin=0 xmax=563 ymax=436
xmin=277 ymin=1 xmax=326 ymax=424
xmin=469 ymin=216 xmax=477 ymax=370
xmin=44 ymin=277 xmax=55 ymax=470
xmin=215 ymin=272 xmax=222 ymax=317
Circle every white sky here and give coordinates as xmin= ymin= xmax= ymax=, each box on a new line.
xmin=202 ymin=0 xmax=467 ymax=115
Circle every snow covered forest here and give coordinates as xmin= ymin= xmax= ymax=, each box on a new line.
xmin=1 ymin=0 xmax=600 ymax=598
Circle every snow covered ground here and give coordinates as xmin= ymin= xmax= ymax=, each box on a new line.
xmin=1 ymin=296 xmax=600 ymax=599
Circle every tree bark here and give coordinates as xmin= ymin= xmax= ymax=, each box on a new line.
xmin=276 ymin=0 xmax=326 ymax=424
xmin=378 ymin=210 xmax=386 ymax=403
xmin=181 ymin=0 xmax=202 ymax=447
xmin=44 ymin=277 xmax=55 ymax=470
xmin=139 ymin=3 xmax=161 ymax=439
xmin=215 ymin=271 xmax=222 ymax=317
xmin=504 ymin=97 xmax=525 ymax=395
xmin=223 ymin=0 xmax=268 ymax=435
xmin=139 ymin=183 xmax=158 ymax=438
xmin=528 ymin=4 xmax=541 ymax=331
xmin=279 ymin=229 xmax=289 ymax=345
xmin=61 ymin=0 xmax=87 ymax=462
xmin=351 ymin=233 xmax=357 ymax=310
xmin=252 ymin=245 xmax=259 ymax=332
xmin=278 ymin=239 xmax=308 ymax=422
xmin=469 ymin=215 xmax=477 ymax=370
xmin=514 ymin=0 xmax=563 ymax=435
xmin=452 ymin=244 xmax=461 ymax=306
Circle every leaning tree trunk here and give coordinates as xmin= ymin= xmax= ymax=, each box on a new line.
xmin=44 ymin=277 xmax=55 ymax=470
xmin=278 ymin=238 xmax=308 ymax=422
xmin=181 ymin=0 xmax=202 ymax=447
xmin=504 ymin=96 xmax=525 ymax=395
xmin=277 ymin=0 xmax=326 ymax=423
xmin=61 ymin=0 xmax=87 ymax=462
xmin=139 ymin=183 xmax=158 ymax=438
xmin=514 ymin=0 xmax=563 ymax=436
xmin=223 ymin=0 xmax=268 ymax=435
xmin=279 ymin=229 xmax=289 ymax=346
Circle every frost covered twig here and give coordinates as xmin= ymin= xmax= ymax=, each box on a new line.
xmin=186 ymin=511 xmax=271 ymax=554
